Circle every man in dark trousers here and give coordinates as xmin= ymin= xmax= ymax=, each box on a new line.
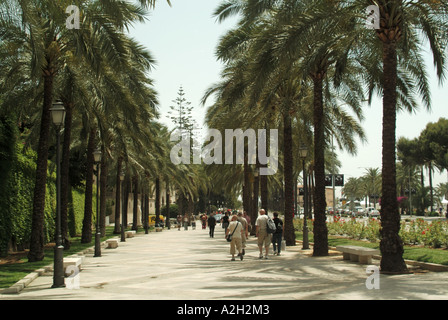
xmin=207 ymin=213 xmax=217 ymax=238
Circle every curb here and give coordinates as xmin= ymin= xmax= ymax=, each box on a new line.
xmin=1 ymin=242 xmax=102 ymax=295
xmin=1 ymin=233 xmax=145 ymax=295
xmin=296 ymin=240 xmax=448 ymax=272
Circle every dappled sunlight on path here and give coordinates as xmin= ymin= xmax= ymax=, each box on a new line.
xmin=2 ymin=221 xmax=448 ymax=300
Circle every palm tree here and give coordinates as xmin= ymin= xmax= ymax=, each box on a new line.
xmin=362 ymin=168 xmax=382 ymax=209
xmin=225 ymin=0 xmax=447 ymax=270
xmin=360 ymin=0 xmax=447 ymax=272
xmin=1 ymin=0 xmax=163 ymax=260
xmin=213 ymin=0 xmax=368 ymax=254
xmin=343 ymin=177 xmax=366 ymax=202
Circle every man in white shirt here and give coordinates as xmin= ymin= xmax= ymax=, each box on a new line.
xmin=255 ymin=209 xmax=271 ymax=259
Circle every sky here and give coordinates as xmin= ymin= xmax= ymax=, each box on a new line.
xmin=130 ymin=0 xmax=448 ymax=190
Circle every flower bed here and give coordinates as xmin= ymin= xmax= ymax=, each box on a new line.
xmin=295 ymin=216 xmax=448 ymax=249
xmin=326 ymin=217 xmax=381 ymax=242
xmin=400 ymin=219 xmax=448 ymax=248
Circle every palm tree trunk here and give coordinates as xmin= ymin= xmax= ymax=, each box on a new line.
xmin=144 ymin=193 xmax=149 ymax=233
xmin=379 ymin=41 xmax=407 ymax=273
xmin=283 ymin=112 xmax=295 ymax=246
xmin=312 ymin=74 xmax=328 ymax=256
xmin=123 ymin=176 xmax=130 ymax=227
xmin=253 ymin=169 xmax=259 ymax=224
xmin=100 ymin=149 xmax=107 ymax=236
xmin=260 ymin=167 xmax=268 ymax=215
xmin=429 ymin=162 xmax=434 ymax=215
xmin=60 ymin=101 xmax=73 ymax=250
xmin=166 ymin=181 xmax=171 ymax=229
xmin=28 ymin=73 xmax=53 ymax=262
xmin=243 ymin=149 xmax=255 ymax=234
xmin=81 ymin=127 xmax=96 ymax=243
xmin=132 ymin=175 xmax=139 ymax=231
xmin=155 ymin=177 xmax=161 ymax=224
xmin=114 ymin=157 xmax=122 ymax=234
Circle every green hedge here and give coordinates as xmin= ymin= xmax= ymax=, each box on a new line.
xmin=69 ymin=186 xmax=89 ymax=236
xmin=0 ymin=116 xmax=16 ymax=256
xmin=0 ymin=116 xmax=58 ymax=256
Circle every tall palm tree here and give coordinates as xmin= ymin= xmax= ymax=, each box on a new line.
xmin=355 ymin=0 xmax=447 ymax=272
xmin=362 ymin=168 xmax=382 ymax=209
xmin=214 ymin=0 xmax=367 ymax=253
xmin=219 ymin=0 xmax=447 ymax=270
xmin=1 ymin=0 xmax=161 ymax=260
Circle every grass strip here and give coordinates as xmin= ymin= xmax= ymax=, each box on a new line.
xmin=0 ymin=226 xmax=142 ymax=289
xmin=295 ymin=232 xmax=448 ymax=266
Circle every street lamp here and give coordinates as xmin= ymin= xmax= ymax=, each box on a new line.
xmin=120 ymin=172 xmax=126 ymax=242
xmin=93 ymin=149 xmax=102 ymax=257
xmin=299 ymin=144 xmax=310 ymax=250
xmin=50 ymin=101 xmax=66 ymax=288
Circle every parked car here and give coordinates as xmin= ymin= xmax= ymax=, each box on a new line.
xmin=353 ymin=206 xmax=365 ymax=217
xmin=368 ymin=209 xmax=380 ymax=218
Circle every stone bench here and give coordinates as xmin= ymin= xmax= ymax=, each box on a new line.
xmin=125 ymin=230 xmax=136 ymax=238
xmin=63 ymin=256 xmax=84 ymax=276
xmin=106 ymin=238 xmax=119 ymax=249
xmin=336 ymin=245 xmax=380 ymax=264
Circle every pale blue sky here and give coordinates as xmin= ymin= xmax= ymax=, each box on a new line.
xmin=130 ymin=0 xmax=447 ymax=187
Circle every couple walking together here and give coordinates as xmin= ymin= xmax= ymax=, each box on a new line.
xmin=225 ymin=209 xmax=283 ymax=261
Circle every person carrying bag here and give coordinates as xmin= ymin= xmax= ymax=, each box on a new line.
xmin=226 ymin=215 xmax=243 ymax=261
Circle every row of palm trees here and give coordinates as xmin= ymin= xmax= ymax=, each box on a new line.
xmin=344 ymin=165 xmax=448 ymax=215
xmin=203 ymin=0 xmax=448 ymax=273
xmin=343 ymin=168 xmax=382 ymax=208
xmin=0 ymin=0 xmax=208 ymax=262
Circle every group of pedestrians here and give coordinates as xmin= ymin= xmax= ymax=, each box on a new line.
xmin=224 ymin=209 xmax=284 ymax=261
xmin=176 ymin=213 xmax=196 ymax=231
xmin=179 ymin=209 xmax=284 ymax=261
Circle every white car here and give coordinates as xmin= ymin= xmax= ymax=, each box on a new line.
xmin=368 ymin=209 xmax=380 ymax=218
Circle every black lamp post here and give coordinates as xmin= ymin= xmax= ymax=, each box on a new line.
xmin=93 ymin=149 xmax=102 ymax=257
xmin=120 ymin=172 xmax=126 ymax=242
xmin=299 ymin=144 xmax=310 ymax=250
xmin=50 ymin=101 xmax=66 ymax=288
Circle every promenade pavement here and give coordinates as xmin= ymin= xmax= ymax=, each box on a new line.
xmin=1 ymin=222 xmax=448 ymax=300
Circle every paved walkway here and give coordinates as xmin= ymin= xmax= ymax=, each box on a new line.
xmin=2 ymin=223 xmax=448 ymax=300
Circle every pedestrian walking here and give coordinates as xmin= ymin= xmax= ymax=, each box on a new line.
xmin=221 ymin=211 xmax=230 ymax=232
xmin=191 ymin=214 xmax=196 ymax=230
xmin=201 ymin=214 xmax=207 ymax=229
xmin=226 ymin=215 xmax=244 ymax=261
xmin=207 ymin=213 xmax=216 ymax=238
xmin=255 ymin=209 xmax=271 ymax=259
xmin=272 ymin=212 xmax=284 ymax=256
xmin=237 ymin=211 xmax=248 ymax=255
xmin=183 ymin=213 xmax=189 ymax=230
xmin=177 ymin=214 xmax=182 ymax=231
xmin=243 ymin=211 xmax=251 ymax=234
